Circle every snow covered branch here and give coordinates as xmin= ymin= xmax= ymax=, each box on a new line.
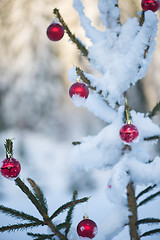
xmin=73 ymin=0 xmax=105 ymax=44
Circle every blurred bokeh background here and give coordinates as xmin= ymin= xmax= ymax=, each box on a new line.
xmin=0 ymin=0 xmax=160 ymax=239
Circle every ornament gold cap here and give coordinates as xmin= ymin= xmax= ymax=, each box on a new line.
xmin=83 ymin=214 xmax=89 ymax=219
xmin=76 ymin=78 xmax=81 ymax=82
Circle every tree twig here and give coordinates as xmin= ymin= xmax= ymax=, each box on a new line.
xmin=139 ymin=10 xmax=145 ymax=27
xmin=50 ymin=197 xmax=90 ymax=220
xmin=127 ymin=182 xmax=140 ymax=240
xmin=137 ymin=218 xmax=160 ymax=226
xmin=140 ymin=228 xmax=160 ymax=237
xmin=15 ymin=178 xmax=67 ymax=240
xmin=136 ymin=184 xmax=156 ymax=200
xmin=72 ymin=141 xmax=81 ymax=146
xmin=65 ymin=190 xmax=78 ymax=237
xmin=0 ymin=205 xmax=43 ymax=224
xmin=144 ymin=136 xmax=160 ymax=141
xmin=53 ymin=8 xmax=88 ymax=57
xmin=76 ymin=66 xmax=102 ymax=93
xmin=0 ymin=222 xmax=43 ymax=232
xmin=27 ymin=178 xmax=48 ymax=214
xmin=138 ymin=190 xmax=160 ymax=207
xmin=148 ymin=102 xmax=160 ymax=118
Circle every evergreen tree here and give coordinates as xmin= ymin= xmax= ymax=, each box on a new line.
xmin=0 ymin=0 xmax=160 ymax=240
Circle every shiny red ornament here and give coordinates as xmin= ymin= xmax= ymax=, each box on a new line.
xmin=141 ymin=0 xmax=160 ymax=12
xmin=120 ymin=124 xmax=139 ymax=143
xmin=77 ymin=218 xmax=98 ymax=239
xmin=46 ymin=22 xmax=64 ymax=41
xmin=69 ymin=82 xmax=89 ymax=99
xmin=0 ymin=157 xmax=21 ymax=179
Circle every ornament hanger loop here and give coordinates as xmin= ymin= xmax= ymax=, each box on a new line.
xmin=124 ymin=95 xmax=131 ymax=124
xmin=51 ymin=17 xmax=59 ymax=23
xmin=81 ymin=199 xmax=89 ymax=218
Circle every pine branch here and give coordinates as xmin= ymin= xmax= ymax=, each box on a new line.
xmin=0 ymin=222 xmax=43 ymax=233
xmin=15 ymin=178 xmax=68 ymax=240
xmin=57 ymin=223 xmax=69 ymax=231
xmin=136 ymin=184 xmax=156 ymax=200
xmin=140 ymin=228 xmax=160 ymax=237
xmin=127 ymin=182 xmax=140 ymax=240
xmin=0 ymin=205 xmax=43 ymax=224
xmin=50 ymin=196 xmax=90 ymax=220
xmin=144 ymin=135 xmax=160 ymax=141
xmin=27 ymin=232 xmax=55 ymax=240
xmin=15 ymin=177 xmax=46 ymax=217
xmin=138 ymin=190 xmax=160 ymax=207
xmin=27 ymin=178 xmax=48 ymax=214
xmin=148 ymin=101 xmax=160 ymax=118
xmin=53 ymin=8 xmax=88 ymax=57
xmin=137 ymin=218 xmax=160 ymax=226
xmin=139 ymin=10 xmax=145 ymax=27
xmin=43 ymin=217 xmax=68 ymax=240
xmin=76 ymin=66 xmax=102 ymax=93
xmin=136 ymin=12 xmax=152 ymax=76
xmin=76 ymin=64 xmax=120 ymax=108
xmin=65 ymin=190 xmax=78 ymax=237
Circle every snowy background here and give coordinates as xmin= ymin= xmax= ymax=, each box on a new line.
xmin=0 ymin=0 xmax=160 ymax=239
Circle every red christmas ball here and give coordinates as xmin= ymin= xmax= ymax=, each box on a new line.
xmin=69 ymin=82 xmax=89 ymax=99
xmin=141 ymin=0 xmax=160 ymax=12
xmin=0 ymin=157 xmax=21 ymax=180
xmin=77 ymin=218 xmax=98 ymax=239
xmin=46 ymin=22 xmax=64 ymax=41
xmin=120 ymin=124 xmax=139 ymax=143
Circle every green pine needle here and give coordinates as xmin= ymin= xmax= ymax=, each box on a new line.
xmin=33 ymin=237 xmax=52 ymax=240
xmin=136 ymin=184 xmax=156 ymax=200
xmin=0 ymin=222 xmax=43 ymax=232
xmin=15 ymin=178 xmax=49 ymax=219
xmin=33 ymin=237 xmax=53 ymax=240
xmin=144 ymin=135 xmax=160 ymax=141
xmin=56 ymin=222 xmax=69 ymax=230
xmin=140 ymin=228 xmax=160 ymax=237
xmin=72 ymin=141 xmax=81 ymax=146
xmin=138 ymin=190 xmax=160 ymax=207
xmin=50 ymin=196 xmax=89 ymax=220
xmin=65 ymin=190 xmax=78 ymax=237
xmin=148 ymin=101 xmax=160 ymax=118
xmin=137 ymin=218 xmax=160 ymax=226
xmin=76 ymin=67 xmax=103 ymax=94
xmin=0 ymin=205 xmax=43 ymax=224
xmin=27 ymin=232 xmax=55 ymax=239
xmin=76 ymin=67 xmax=94 ymax=90
xmin=27 ymin=178 xmax=48 ymax=214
